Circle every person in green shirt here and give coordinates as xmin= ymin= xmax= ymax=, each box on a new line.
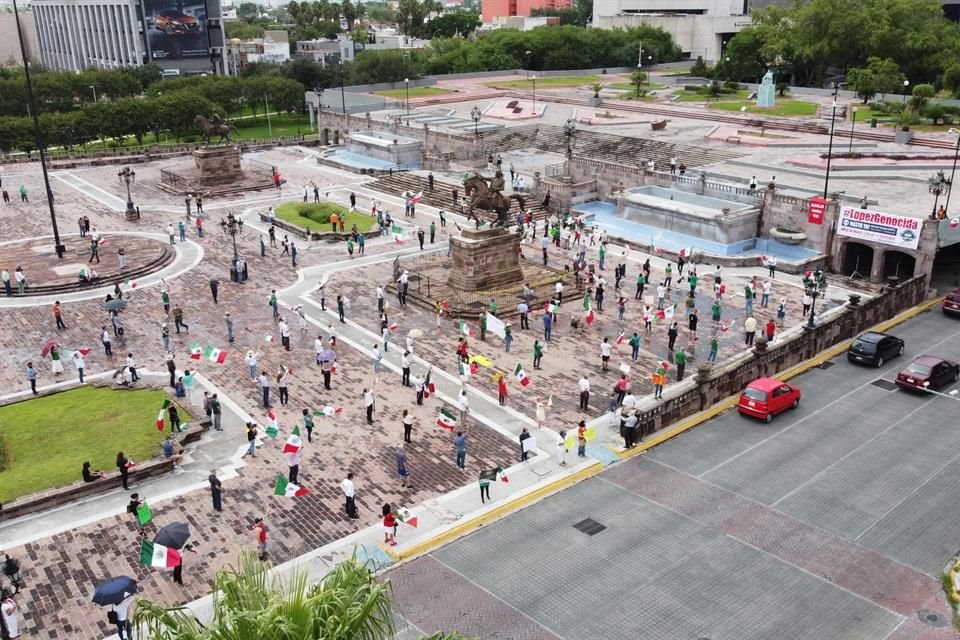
xmin=628 ymin=332 xmax=641 ymax=361
xmin=488 ymin=298 xmax=497 ymax=316
xmin=675 ymin=348 xmax=687 ymax=380
xmin=708 ymin=335 xmax=719 ymax=363
xmin=664 ymin=263 xmax=673 ymax=290
xmin=302 ymin=409 xmax=314 ymax=442
xmin=479 ymin=312 xmax=487 ymax=341
xmin=744 ymin=284 xmax=754 ymax=316
xmin=599 ymin=243 xmax=607 ymax=270
xmin=260 ymin=234 xmax=266 ymax=257
xmin=711 ymin=301 xmax=721 ymax=323
xmin=533 ymin=339 xmax=544 ymax=369
xmin=346 ymin=237 xmax=354 ymax=257
xmin=161 ymin=290 xmax=170 ymax=314
xmin=635 ymin=273 xmax=646 ymax=300
xmin=479 ymin=467 xmax=502 ymax=504
xmin=688 ymin=272 xmax=698 ymax=298
xmin=429 ymin=221 xmax=436 ymax=243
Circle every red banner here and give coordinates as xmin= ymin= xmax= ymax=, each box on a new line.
xmin=808 ymin=197 xmax=826 ymax=225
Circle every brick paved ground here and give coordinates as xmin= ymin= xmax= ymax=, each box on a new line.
xmin=0 ymin=159 xmax=516 ymax=640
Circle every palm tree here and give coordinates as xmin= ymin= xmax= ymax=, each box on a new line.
xmin=134 ymin=552 xmax=473 ymax=640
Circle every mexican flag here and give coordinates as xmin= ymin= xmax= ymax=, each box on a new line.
xmin=63 ymin=347 xmax=92 ymax=358
xmin=583 ymin=293 xmax=595 ymax=325
xmin=317 ymin=406 xmax=343 ymax=416
xmin=395 ymin=506 xmax=419 ymax=528
xmin=283 ymin=426 xmax=302 ymax=454
xmin=548 ymin=301 xmax=559 ymax=315
xmin=655 ymin=303 xmax=677 ymax=321
xmin=458 ymin=321 xmax=474 ymax=337
xmin=388 ymin=323 xmax=398 ymax=331
xmin=615 ymin=330 xmax=625 ymax=345
xmin=951 ymin=218 xmax=960 ymax=229
xmin=203 ymin=345 xmax=228 ymax=364
xmin=437 ymin=408 xmax=457 ymax=431
xmin=424 ymin=367 xmax=435 ymax=398
xmin=274 ymin=474 xmax=310 ymax=497
xmin=139 ymin=540 xmax=181 ymax=569
xmin=189 ymin=342 xmax=203 ymax=360
xmin=265 ymin=409 xmax=278 ymax=438
xmin=156 ymin=399 xmax=171 ymax=431
xmin=458 ymin=361 xmax=477 ymax=379
xmin=679 ymin=246 xmax=694 ymax=259
xmin=281 ymin=364 xmax=294 ymax=377
xmin=264 ymin=334 xmax=276 ymax=344
xmin=513 ymin=363 xmax=531 ymax=387
xmin=480 ymin=467 xmax=509 ymax=484
xmin=392 ymin=224 xmax=404 ymax=243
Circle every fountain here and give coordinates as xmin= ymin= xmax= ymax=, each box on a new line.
xmin=318 ymin=130 xmax=422 ymax=173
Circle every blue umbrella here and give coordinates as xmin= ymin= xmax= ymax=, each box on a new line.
xmin=92 ymin=576 xmax=137 ymax=606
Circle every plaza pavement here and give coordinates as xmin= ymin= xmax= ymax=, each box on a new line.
xmin=0 ymin=143 xmax=884 ymax=640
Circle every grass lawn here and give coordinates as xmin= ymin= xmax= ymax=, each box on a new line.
xmin=484 ymin=75 xmax=601 ymax=89
xmin=0 ymin=387 xmax=191 ymax=502
xmin=609 ymin=81 xmax=667 ymax=90
xmin=275 ymin=201 xmax=377 ymax=234
xmin=673 ymin=89 xmax=752 ymax=102
xmin=709 ymin=100 xmax=819 ymax=116
xmin=374 ymin=86 xmax=453 ymax=98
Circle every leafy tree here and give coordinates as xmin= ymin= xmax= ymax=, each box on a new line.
xmin=910 ymin=83 xmax=935 ymax=111
xmin=236 ymin=1 xmax=260 ymax=20
xmin=134 ymin=553 xmax=472 ymax=640
xmin=424 ymin=12 xmax=481 ymax=38
xmin=153 ymin=91 xmax=219 ymax=142
xmin=944 ymin=64 xmax=960 ymax=98
xmin=924 ymin=103 xmax=949 ymax=125
xmin=689 ymin=56 xmax=710 ymax=78
xmin=775 ymin=81 xmax=789 ymax=96
xmin=630 ymin=68 xmax=647 ymax=97
xmin=225 ymin=21 xmax=265 ymax=39
xmin=846 ymin=67 xmax=878 ymax=103
xmin=716 ymin=28 xmax=766 ymax=83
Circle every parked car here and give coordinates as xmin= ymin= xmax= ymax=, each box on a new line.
xmin=154 ymin=10 xmax=199 ymax=35
xmin=847 ymin=331 xmax=905 ymax=367
xmin=738 ymin=377 xmax=801 ymax=423
xmin=895 ymin=355 xmax=960 ymax=392
xmin=943 ymin=289 xmax=960 ymax=317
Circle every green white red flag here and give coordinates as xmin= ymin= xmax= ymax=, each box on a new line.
xmin=156 ymin=399 xmax=171 ymax=431
xmin=203 ymin=345 xmax=227 ymax=364
xmin=437 ymin=408 xmax=457 ymax=431
xmin=139 ymin=540 xmax=180 ymax=568
xmin=513 ymin=363 xmax=531 ymax=387
xmin=274 ymin=474 xmax=310 ymax=497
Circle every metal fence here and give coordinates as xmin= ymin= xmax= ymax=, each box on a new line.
xmin=160 ymin=168 xmax=191 ymax=190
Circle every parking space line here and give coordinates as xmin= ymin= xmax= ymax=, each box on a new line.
xmin=697 ymin=321 xmax=960 ymax=480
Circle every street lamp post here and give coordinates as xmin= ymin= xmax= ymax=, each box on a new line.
xmin=471 ymin=105 xmax=481 ymax=138
xmin=117 ymin=167 xmax=138 ymax=221
xmin=531 ymin=74 xmax=536 ymax=116
xmin=903 ymin=79 xmax=910 ymax=104
xmin=822 ymin=82 xmax=840 ymax=201
xmin=848 ymin=106 xmax=858 ymax=154
xmin=339 ymin=59 xmax=347 ymax=116
xmin=804 ymin=269 xmax=827 ymax=329
xmin=945 ymin=128 xmax=960 ymax=218
xmin=404 ymin=77 xmax=410 ymax=116
xmin=928 ymin=170 xmax=951 ymax=218
xmin=12 ymin=0 xmax=64 ymax=257
xmin=225 ymin=211 xmax=246 ymax=282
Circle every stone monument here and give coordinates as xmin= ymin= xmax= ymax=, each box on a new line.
xmin=448 ymin=228 xmax=524 ymax=291
xmin=757 ymin=70 xmax=775 ymax=108
xmin=193 ymin=145 xmax=244 ymax=187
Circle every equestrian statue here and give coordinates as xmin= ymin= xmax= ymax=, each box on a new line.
xmin=463 ymin=171 xmax=525 ymax=228
xmin=194 ymin=114 xmax=240 ymax=145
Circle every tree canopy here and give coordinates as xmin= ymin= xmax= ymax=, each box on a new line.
xmin=720 ymin=0 xmax=960 ymax=86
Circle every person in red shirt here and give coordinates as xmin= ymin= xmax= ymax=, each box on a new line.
xmin=252 ymin=517 xmax=268 ymax=560
xmin=765 ymin=319 xmax=776 ymax=342
xmin=497 ymin=374 xmax=508 ymax=406
xmin=382 ymin=503 xmax=397 ymax=546
xmin=456 ymin=338 xmax=469 ymax=363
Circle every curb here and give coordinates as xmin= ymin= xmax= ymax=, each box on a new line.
xmin=377 ymin=294 xmax=944 ymax=565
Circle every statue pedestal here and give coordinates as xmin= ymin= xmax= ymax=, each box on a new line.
xmin=193 ymin=146 xmax=243 ymax=186
xmin=448 ymin=228 xmax=524 ymax=291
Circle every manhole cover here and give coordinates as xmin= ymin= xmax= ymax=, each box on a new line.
xmin=871 ymin=379 xmax=899 ymax=391
xmin=918 ymin=609 xmax=949 ymax=628
xmin=818 ymin=361 xmax=835 ymax=370
xmin=572 ymin=518 xmax=607 ymax=536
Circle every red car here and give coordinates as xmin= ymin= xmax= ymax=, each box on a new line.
xmin=943 ymin=289 xmax=960 ymax=317
xmin=738 ymin=377 xmax=801 ymax=423
xmin=154 ymin=10 xmax=200 ymax=35
xmin=895 ymin=355 xmax=960 ymax=391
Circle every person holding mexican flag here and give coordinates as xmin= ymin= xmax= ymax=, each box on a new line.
xmin=651 ymin=361 xmax=668 ymax=400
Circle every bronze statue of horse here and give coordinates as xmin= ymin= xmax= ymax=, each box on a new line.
xmin=194 ymin=115 xmax=239 ymax=145
xmin=462 ymin=175 xmax=525 ymax=228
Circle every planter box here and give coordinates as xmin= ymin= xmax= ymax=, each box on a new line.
xmin=894 ymin=130 xmax=914 ymax=144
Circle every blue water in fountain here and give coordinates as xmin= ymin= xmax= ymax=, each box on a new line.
xmin=573 ymin=201 xmax=819 ymax=260
xmin=323 ymin=150 xmax=419 ymax=171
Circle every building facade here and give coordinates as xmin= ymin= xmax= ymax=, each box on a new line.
xmin=0 ymin=11 xmax=40 ymax=66
xmin=481 ymin=0 xmax=572 ymax=24
xmin=31 ymin=0 xmax=227 ymax=74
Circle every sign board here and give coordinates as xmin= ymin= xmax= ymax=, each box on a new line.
xmin=145 ymin=0 xmax=209 ymax=61
xmin=836 ymin=206 xmax=921 ymax=250
xmin=808 ymin=197 xmax=825 ymax=225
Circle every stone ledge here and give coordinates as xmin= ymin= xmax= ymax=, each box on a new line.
xmin=0 ymin=419 xmax=211 ymax=522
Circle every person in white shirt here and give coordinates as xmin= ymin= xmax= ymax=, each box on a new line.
xmin=555 ymin=281 xmax=564 ymax=304
xmin=1 ymin=591 xmax=19 ymax=638
xmin=401 ymin=351 xmax=411 ymax=386
xmin=376 ymin=285 xmax=385 ymax=312
xmin=405 ymin=334 xmax=415 ymax=353
xmin=341 ymin=472 xmax=358 ymax=519
xmin=314 ymin=335 xmax=324 ymax=360
xmin=72 ymin=350 xmax=85 ymax=384
xmin=363 ymin=386 xmax=375 ymax=424
xmin=112 ymin=593 xmax=134 ymax=640
xmin=126 ymin=353 xmax=139 ymax=382
xmin=458 ymin=386 xmax=470 ymax=426
xmin=327 ymin=323 xmax=337 ymax=347
xmin=372 ymin=344 xmax=383 ymax=372
xmin=279 ymin=319 xmax=291 ymax=351
xmin=656 ymin=284 xmax=666 ymax=310
xmin=600 ymin=337 xmax=612 ymax=371
xmin=621 ymin=393 xmax=637 ymax=411
xmin=761 ymin=280 xmax=772 ymax=308
xmin=578 ymin=375 xmax=590 ymax=411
